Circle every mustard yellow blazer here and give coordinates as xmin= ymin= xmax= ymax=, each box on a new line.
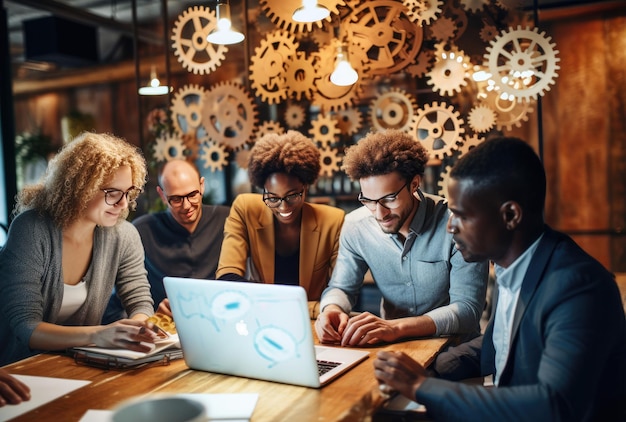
xmin=216 ymin=193 xmax=345 ymax=302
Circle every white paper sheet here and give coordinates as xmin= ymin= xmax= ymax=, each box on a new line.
xmin=79 ymin=393 xmax=259 ymax=421
xmin=0 ymin=374 xmax=91 ymax=420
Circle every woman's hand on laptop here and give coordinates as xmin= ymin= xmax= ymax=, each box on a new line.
xmin=91 ymin=319 xmax=158 ymax=352
xmin=315 ymin=305 xmax=349 ymax=344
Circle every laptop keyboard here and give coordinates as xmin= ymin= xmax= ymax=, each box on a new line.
xmin=317 ymin=359 xmax=341 ymax=376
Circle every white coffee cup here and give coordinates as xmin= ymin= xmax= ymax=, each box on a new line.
xmin=111 ymin=396 xmax=206 ymax=422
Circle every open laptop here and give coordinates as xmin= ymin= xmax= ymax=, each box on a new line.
xmin=163 ymin=277 xmax=369 ymax=388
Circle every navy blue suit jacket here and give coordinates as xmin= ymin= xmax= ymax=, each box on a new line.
xmin=417 ymin=227 xmax=626 ymax=421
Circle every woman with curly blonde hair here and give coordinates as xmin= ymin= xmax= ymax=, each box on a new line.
xmin=216 ymin=130 xmax=345 ymax=317
xmin=0 ymin=132 xmax=158 ymax=366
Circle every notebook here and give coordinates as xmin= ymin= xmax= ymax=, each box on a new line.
xmin=163 ymin=277 xmax=369 ymax=388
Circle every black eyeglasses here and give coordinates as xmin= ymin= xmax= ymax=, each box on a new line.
xmin=263 ymin=190 xmax=304 ymax=208
xmin=101 ymin=187 xmax=141 ymax=206
xmin=166 ymin=190 xmax=202 ymax=207
xmin=358 ymin=182 xmax=408 ymax=211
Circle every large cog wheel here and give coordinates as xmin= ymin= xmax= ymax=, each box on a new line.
xmin=285 ymin=51 xmax=318 ymax=101
xmin=347 ymin=1 xmax=423 ymax=76
xmin=411 ymin=102 xmax=465 ymax=160
xmin=369 ymin=88 xmax=416 ymax=133
xmin=199 ymin=140 xmax=229 ymax=172
xmin=310 ymin=113 xmax=339 ymax=147
xmin=170 ymin=84 xmax=207 ymax=139
xmin=202 ymin=81 xmax=258 ymax=150
xmin=152 ymin=134 xmax=187 ymax=162
xmin=249 ymin=30 xmax=299 ymax=105
xmin=284 ymin=103 xmax=306 ymax=129
xmin=485 ymin=26 xmax=560 ymax=101
xmin=319 ymin=147 xmax=342 ymax=178
xmin=467 ymin=104 xmax=497 ymax=133
xmin=171 ymin=6 xmax=228 ymax=75
xmin=426 ymin=43 xmax=471 ymax=97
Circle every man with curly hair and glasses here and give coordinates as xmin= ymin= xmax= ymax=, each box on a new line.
xmin=216 ymin=131 xmax=344 ymax=318
xmin=103 ymin=159 xmax=230 ymax=323
xmin=315 ymin=129 xmax=489 ymax=346
xmin=0 ymin=132 xmax=158 ymax=366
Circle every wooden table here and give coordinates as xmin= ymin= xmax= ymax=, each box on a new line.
xmin=3 ymin=336 xmax=449 ymax=421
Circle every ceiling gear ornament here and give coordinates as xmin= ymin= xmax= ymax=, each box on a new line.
xmin=199 ymin=140 xmax=230 ymax=172
xmin=467 ymin=104 xmax=497 ymax=133
xmin=171 ymin=6 xmax=228 ymax=75
xmin=335 ymin=108 xmax=363 ymax=136
xmin=170 ymin=84 xmax=207 ymax=139
xmin=485 ymin=25 xmax=560 ymax=101
xmin=202 ymin=81 xmax=259 ymax=151
xmin=255 ymin=121 xmax=286 ymax=141
xmin=403 ymin=0 xmax=442 ymax=26
xmin=410 ymin=102 xmax=465 ymax=160
xmin=284 ymin=103 xmax=307 ymax=128
xmin=310 ymin=113 xmax=340 ymax=147
xmin=319 ymin=147 xmax=342 ymax=177
xmin=284 ymin=51 xmax=319 ymax=101
xmin=457 ymin=133 xmax=485 ymax=157
xmin=311 ymin=39 xmax=369 ymax=112
xmin=369 ymin=88 xmax=416 ymax=133
xmin=259 ymin=0 xmax=346 ymax=33
xmin=347 ymin=1 xmax=423 ymax=76
xmin=249 ymin=29 xmax=299 ymax=105
xmin=152 ymin=134 xmax=187 ymax=162
xmin=426 ymin=43 xmax=471 ymax=97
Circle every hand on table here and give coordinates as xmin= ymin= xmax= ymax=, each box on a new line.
xmin=91 ymin=319 xmax=158 ymax=352
xmin=0 ymin=369 xmax=30 ymax=407
xmin=314 ymin=306 xmax=349 ymax=344
xmin=340 ymin=312 xmax=400 ymax=346
xmin=373 ymin=350 xmax=427 ymax=401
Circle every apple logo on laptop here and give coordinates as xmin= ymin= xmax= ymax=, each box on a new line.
xmin=236 ymin=319 xmax=249 ymax=336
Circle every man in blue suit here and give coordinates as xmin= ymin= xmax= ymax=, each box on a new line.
xmin=374 ymin=137 xmax=626 ymax=421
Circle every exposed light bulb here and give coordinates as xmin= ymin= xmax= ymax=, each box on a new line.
xmin=207 ymin=3 xmax=245 ymax=45
xmin=292 ymin=0 xmax=330 ymax=23
xmin=138 ymin=66 xmax=170 ymax=96
xmin=330 ymin=46 xmax=358 ymax=86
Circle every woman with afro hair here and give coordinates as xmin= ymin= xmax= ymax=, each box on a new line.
xmin=216 ymin=130 xmax=344 ymax=317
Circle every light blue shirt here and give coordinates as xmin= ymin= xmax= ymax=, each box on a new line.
xmin=320 ymin=191 xmax=489 ymax=336
xmin=492 ymin=234 xmax=543 ymax=385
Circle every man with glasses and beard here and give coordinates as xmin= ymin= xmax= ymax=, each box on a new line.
xmin=315 ymin=129 xmax=489 ymax=346
xmin=104 ymin=159 xmax=230 ymax=322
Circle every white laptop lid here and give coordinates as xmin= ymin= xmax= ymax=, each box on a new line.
xmin=163 ymin=277 xmax=368 ymax=388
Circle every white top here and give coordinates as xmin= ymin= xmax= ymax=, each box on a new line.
xmin=58 ymin=280 xmax=88 ymax=323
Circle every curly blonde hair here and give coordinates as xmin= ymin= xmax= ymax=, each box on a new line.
xmin=15 ymin=132 xmax=147 ymax=228
xmin=247 ymin=130 xmax=321 ymax=189
xmin=342 ymin=129 xmax=429 ymax=181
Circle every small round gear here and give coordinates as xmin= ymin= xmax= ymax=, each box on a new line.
xmin=335 ymin=108 xmax=363 ymax=136
xmin=255 ymin=121 xmax=286 ymax=141
xmin=437 ymin=164 xmax=453 ymax=198
xmin=284 ymin=51 xmax=318 ymax=101
xmin=369 ymin=88 xmax=416 ymax=133
xmin=347 ymin=1 xmax=423 ymax=75
xmin=171 ymin=6 xmax=228 ymax=75
xmin=426 ymin=43 xmax=471 ymax=97
xmin=479 ymin=21 xmax=498 ymax=43
xmin=485 ymin=26 xmax=560 ymax=101
xmin=467 ymin=104 xmax=497 ymax=133
xmin=249 ymin=30 xmax=299 ymax=105
xmin=404 ymin=0 xmax=442 ymax=26
xmin=457 ymin=133 xmax=485 ymax=157
xmin=202 ymin=81 xmax=258 ymax=150
xmin=199 ymin=140 xmax=229 ymax=172
xmin=152 ymin=134 xmax=187 ymax=162
xmin=170 ymin=84 xmax=207 ymax=138
xmin=460 ymin=0 xmax=489 ymax=13
xmin=309 ymin=113 xmax=339 ymax=147
xmin=485 ymin=89 xmax=535 ymax=131
xmin=410 ymin=102 xmax=465 ymax=160
xmin=284 ymin=103 xmax=307 ymax=129
xmin=428 ymin=16 xmax=457 ymax=42
xmin=405 ymin=49 xmax=435 ymax=78
xmin=319 ymin=147 xmax=342 ymax=178
xmin=259 ymin=0 xmax=345 ymax=33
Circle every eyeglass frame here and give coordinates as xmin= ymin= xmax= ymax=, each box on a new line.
xmin=262 ymin=189 xmax=305 ymax=208
xmin=165 ymin=190 xmax=202 ymax=207
xmin=357 ymin=182 xmax=409 ymax=210
xmin=101 ymin=187 xmax=141 ymax=206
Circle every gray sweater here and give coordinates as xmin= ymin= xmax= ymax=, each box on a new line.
xmin=0 ymin=209 xmax=154 ymax=365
